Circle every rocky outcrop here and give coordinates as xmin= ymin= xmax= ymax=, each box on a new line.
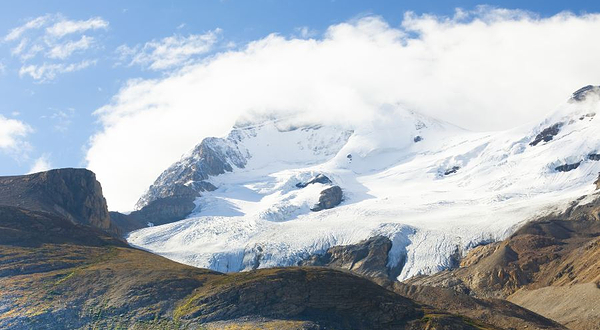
xmin=110 ymin=195 xmax=198 ymax=233
xmin=296 ymin=174 xmax=332 ymax=188
xmin=129 ymin=135 xmax=248 ymax=229
xmin=108 ymin=211 xmax=146 ymax=233
xmin=529 ymin=123 xmax=563 ymax=146
xmin=311 ymin=186 xmax=343 ymax=211
xmin=384 ymin=281 xmax=567 ymax=330
xmin=444 ymin=166 xmax=460 ymax=176
xmin=589 ymin=153 xmax=600 ymax=161
xmin=405 ymin=194 xmax=600 ymax=329
xmin=0 ymin=168 xmax=111 ymax=231
xmin=134 ymin=196 xmax=196 ymax=226
xmin=570 ymin=85 xmax=600 ymax=102
xmin=299 ymin=236 xmax=565 ymax=330
xmin=300 ymin=236 xmax=401 ymax=279
xmin=555 ymin=161 xmax=581 ymax=172
xmin=136 ymin=138 xmax=246 ymax=211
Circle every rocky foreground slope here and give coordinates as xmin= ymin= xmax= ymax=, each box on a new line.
xmin=404 ymin=191 xmax=600 ymax=330
xmin=0 ymin=169 xmax=498 ymax=330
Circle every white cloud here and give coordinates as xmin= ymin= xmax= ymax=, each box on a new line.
xmin=0 ymin=61 xmax=5 ymax=74
xmin=4 ymin=15 xmax=50 ymax=41
xmin=28 ymin=154 xmax=52 ymax=174
xmin=116 ymin=29 xmax=222 ymax=70
xmin=0 ymin=115 xmax=31 ymax=152
xmin=19 ymin=60 xmax=96 ymax=82
xmin=47 ymin=35 xmax=94 ymax=59
xmin=45 ymin=17 xmax=108 ymax=38
xmin=87 ymin=9 xmax=600 ymax=211
xmin=4 ymin=14 xmax=106 ymax=81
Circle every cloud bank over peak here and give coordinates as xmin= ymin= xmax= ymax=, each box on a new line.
xmin=87 ymin=8 xmax=600 ymax=211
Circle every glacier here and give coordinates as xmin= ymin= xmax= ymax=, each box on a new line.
xmin=127 ymin=87 xmax=600 ymax=281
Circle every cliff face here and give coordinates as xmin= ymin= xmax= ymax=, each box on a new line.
xmin=0 ymin=168 xmax=111 ymax=231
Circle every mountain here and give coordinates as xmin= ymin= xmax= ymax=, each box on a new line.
xmin=0 ymin=168 xmax=112 ymax=232
xmin=405 ymin=191 xmax=600 ymax=330
xmin=0 ymin=169 xmax=496 ymax=330
xmin=127 ymin=86 xmax=600 ymax=283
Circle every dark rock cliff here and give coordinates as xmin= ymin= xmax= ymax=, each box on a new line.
xmin=0 ymin=168 xmax=111 ymax=231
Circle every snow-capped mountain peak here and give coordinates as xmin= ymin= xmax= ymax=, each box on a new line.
xmin=128 ymin=87 xmax=600 ymax=280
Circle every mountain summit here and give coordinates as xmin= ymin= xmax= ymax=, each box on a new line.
xmin=128 ymin=87 xmax=600 ymax=281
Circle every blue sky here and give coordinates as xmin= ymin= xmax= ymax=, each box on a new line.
xmin=1 ymin=1 xmax=600 ymax=210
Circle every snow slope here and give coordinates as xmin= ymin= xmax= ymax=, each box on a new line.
xmin=127 ymin=87 xmax=600 ymax=280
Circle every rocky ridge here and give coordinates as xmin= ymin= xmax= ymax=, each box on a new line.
xmin=0 ymin=168 xmax=112 ymax=232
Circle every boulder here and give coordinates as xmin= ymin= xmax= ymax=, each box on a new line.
xmin=311 ymin=186 xmax=343 ymax=211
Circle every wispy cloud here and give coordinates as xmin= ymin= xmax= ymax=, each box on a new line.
xmin=116 ymin=29 xmax=221 ymax=70
xmin=4 ymin=14 xmax=107 ymax=81
xmin=19 ymin=60 xmax=96 ymax=82
xmin=47 ymin=35 xmax=94 ymax=59
xmin=45 ymin=17 xmax=108 ymax=38
xmin=4 ymin=15 xmax=50 ymax=41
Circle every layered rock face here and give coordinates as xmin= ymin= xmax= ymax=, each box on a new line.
xmin=0 ymin=168 xmax=111 ymax=231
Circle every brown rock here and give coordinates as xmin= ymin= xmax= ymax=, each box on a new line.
xmin=311 ymin=186 xmax=343 ymax=211
xmin=0 ymin=168 xmax=111 ymax=231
